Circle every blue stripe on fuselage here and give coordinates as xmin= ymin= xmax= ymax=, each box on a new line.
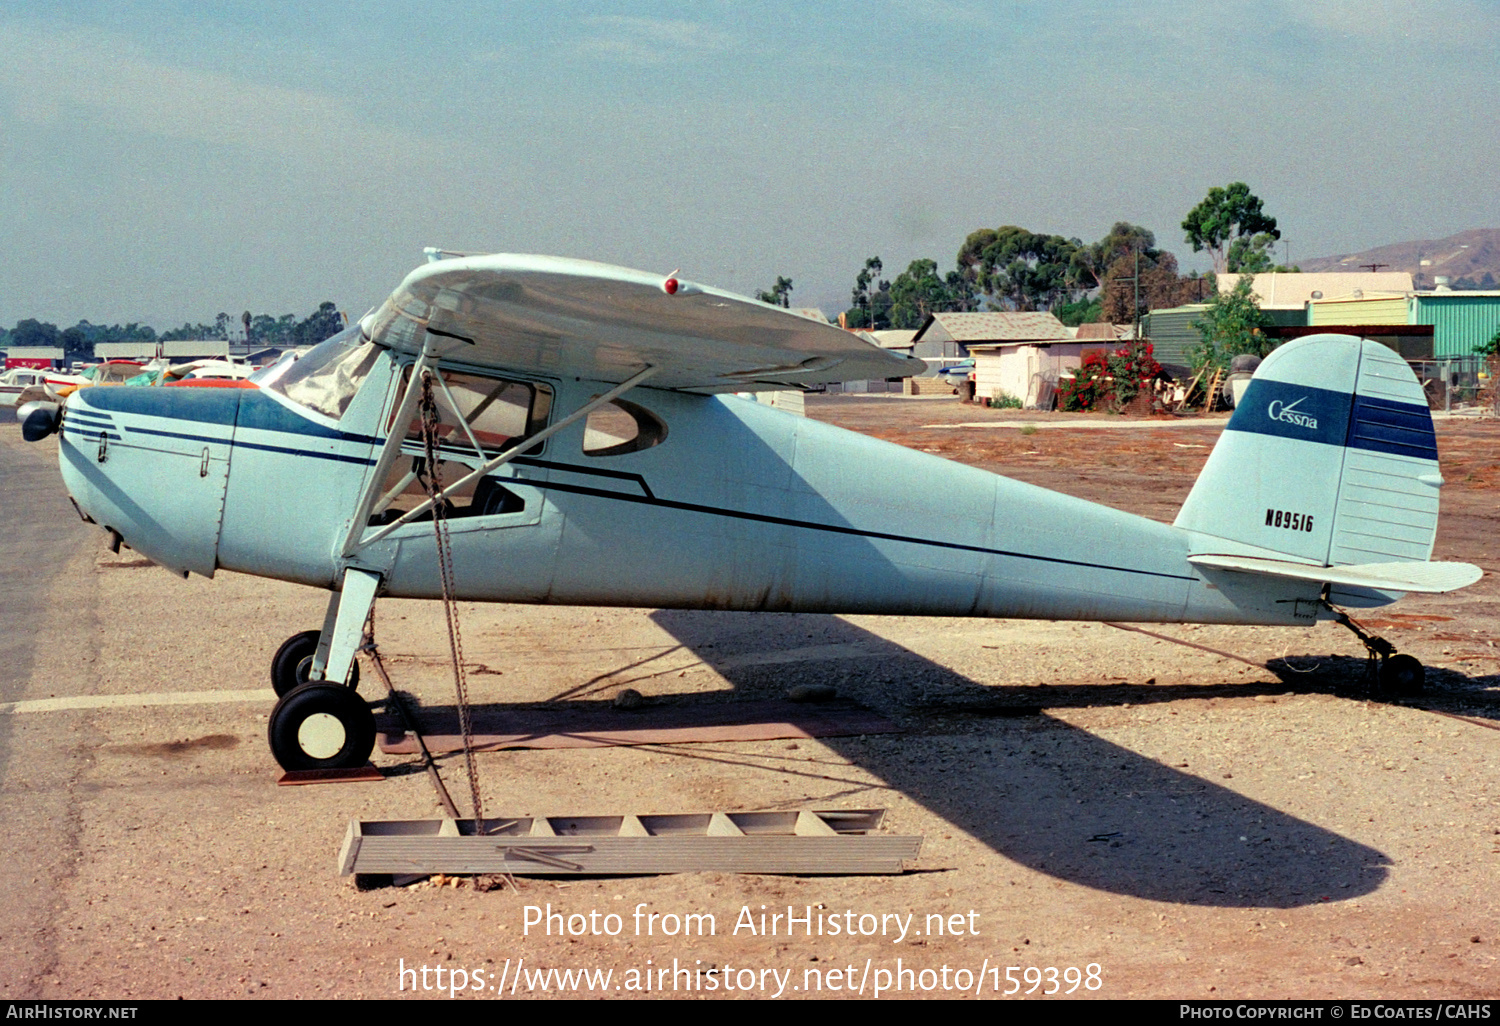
xmin=82 ymin=387 xmax=381 ymax=446
xmin=232 ymin=391 xmax=381 ymax=445
xmin=82 ymin=385 xmax=240 ymax=424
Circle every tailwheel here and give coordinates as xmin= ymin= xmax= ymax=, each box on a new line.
xmin=1327 ymin=606 xmax=1425 ymax=697
xmin=267 ymin=682 xmax=377 ymax=771
xmin=1378 ymin=653 xmax=1425 ymax=697
xmin=270 ymin=629 xmax=360 ymax=697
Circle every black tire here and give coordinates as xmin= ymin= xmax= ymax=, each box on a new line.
xmin=267 ymin=682 xmax=376 ymax=771
xmin=270 ymin=629 xmax=359 ymax=697
xmin=1379 ymin=654 xmax=1425 ymax=696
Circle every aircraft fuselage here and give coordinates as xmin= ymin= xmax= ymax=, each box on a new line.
xmin=59 ymin=347 xmax=1342 ymax=628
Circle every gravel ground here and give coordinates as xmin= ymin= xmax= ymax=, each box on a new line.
xmin=0 ymin=401 xmax=1496 ymax=1001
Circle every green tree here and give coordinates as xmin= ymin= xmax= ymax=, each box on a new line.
xmin=159 ymin=321 xmax=223 ymax=342
xmin=1052 ymin=297 xmax=1102 ymax=327
xmin=958 ymin=226 xmax=1081 ymax=311
xmin=9 ymin=318 xmax=61 ymax=349
xmin=755 ymin=276 xmax=794 ymax=308
xmin=295 ymin=301 xmax=345 ymax=345
xmin=1474 ymin=324 xmax=1500 ymax=358
xmin=1189 ymin=276 xmax=1273 ymax=373
xmin=888 ymin=259 xmax=952 ymax=328
xmin=61 ymin=325 xmax=92 ymax=361
xmin=845 ymin=257 xmax=891 ymax=329
xmin=1072 ymin=222 xmax=1160 ymax=291
xmin=944 ymin=268 xmax=979 ymax=312
xmin=1226 ymin=232 xmax=1277 ymax=273
xmin=1182 ymin=182 xmax=1280 ymax=274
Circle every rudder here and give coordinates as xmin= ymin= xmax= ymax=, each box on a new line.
xmin=1175 ymin=334 xmax=1441 ymax=567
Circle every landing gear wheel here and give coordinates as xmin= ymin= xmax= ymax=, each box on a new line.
xmin=1378 ymin=654 xmax=1425 ymax=697
xmin=267 ymin=682 xmax=376 ymax=771
xmin=270 ymin=629 xmax=359 ymax=697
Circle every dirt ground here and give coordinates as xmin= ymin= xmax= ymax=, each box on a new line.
xmin=0 ymin=397 xmax=1497 ymax=1001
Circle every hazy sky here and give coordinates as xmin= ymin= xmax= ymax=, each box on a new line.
xmin=3 ymin=1 xmax=1497 ymax=326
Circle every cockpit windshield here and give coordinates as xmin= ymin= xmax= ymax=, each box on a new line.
xmin=265 ymin=325 xmax=381 ymax=421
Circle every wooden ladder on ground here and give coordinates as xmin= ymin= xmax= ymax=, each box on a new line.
xmin=1173 ymin=365 xmax=1224 ymax=414
xmin=1203 ymin=367 xmax=1225 ymax=412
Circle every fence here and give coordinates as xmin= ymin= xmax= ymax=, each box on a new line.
xmin=1409 ymin=356 xmax=1497 ymax=415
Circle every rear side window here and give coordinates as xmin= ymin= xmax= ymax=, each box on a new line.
xmin=583 ymin=399 xmax=667 ymax=457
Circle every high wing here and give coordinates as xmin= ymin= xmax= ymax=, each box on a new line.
xmin=360 ymin=253 xmax=926 ymax=391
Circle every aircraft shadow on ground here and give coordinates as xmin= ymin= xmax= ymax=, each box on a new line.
xmin=641 ymin=610 xmax=1393 ymax=909
xmin=391 ymin=610 xmax=1448 ymax=907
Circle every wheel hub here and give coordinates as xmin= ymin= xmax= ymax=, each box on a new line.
xmin=297 ymin=712 xmax=347 ymax=759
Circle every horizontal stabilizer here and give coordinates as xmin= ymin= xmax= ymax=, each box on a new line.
xmin=1188 ymin=554 xmax=1482 ymax=594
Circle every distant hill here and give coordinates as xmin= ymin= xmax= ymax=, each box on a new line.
xmin=1297 ymin=228 xmax=1500 ymax=289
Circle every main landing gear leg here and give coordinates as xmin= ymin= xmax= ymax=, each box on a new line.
xmin=1326 ymin=601 xmax=1425 ymax=697
xmin=310 ymin=569 xmax=382 ymax=687
xmin=266 ymin=569 xmax=383 ymax=771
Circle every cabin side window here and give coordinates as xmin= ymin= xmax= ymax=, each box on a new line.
xmin=368 ymin=366 xmax=554 ymax=524
xmin=387 ymin=368 xmax=553 ymax=457
xmin=582 ymin=399 xmax=667 ymax=457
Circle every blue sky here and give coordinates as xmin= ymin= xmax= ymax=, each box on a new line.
xmin=2 ymin=1 xmax=1497 ymax=325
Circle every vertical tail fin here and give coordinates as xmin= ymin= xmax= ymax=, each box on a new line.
xmin=1175 ymin=334 xmax=1442 ymax=566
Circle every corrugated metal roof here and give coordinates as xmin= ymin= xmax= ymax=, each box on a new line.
xmin=1 ymin=346 xmax=65 ymax=358
xmin=1074 ymin=322 xmax=1127 ymax=340
xmin=1218 ymin=272 xmax=1413 ymax=308
xmin=94 ymin=342 xmax=156 ymax=358
xmin=914 ymin=311 xmax=1070 ymax=343
xmin=867 ymin=329 xmax=918 ymax=349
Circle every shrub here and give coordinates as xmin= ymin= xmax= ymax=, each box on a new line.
xmin=991 ymin=389 xmax=1023 ymax=409
xmin=1475 ymin=325 xmax=1500 ymax=358
xmin=1058 ymin=342 xmax=1162 ymax=412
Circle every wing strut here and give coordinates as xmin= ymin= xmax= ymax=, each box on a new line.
xmin=339 ymin=337 xmax=443 ymax=558
xmin=345 ymin=363 xmax=660 ymax=555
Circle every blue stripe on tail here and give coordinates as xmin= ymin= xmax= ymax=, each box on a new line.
xmin=1348 ymin=396 xmax=1437 ymax=461
xmin=1226 ymin=379 xmax=1435 ymax=460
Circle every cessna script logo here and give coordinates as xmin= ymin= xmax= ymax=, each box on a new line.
xmin=1267 ymin=397 xmax=1318 ymax=430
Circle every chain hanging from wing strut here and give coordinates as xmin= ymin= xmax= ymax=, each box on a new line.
xmin=418 ymin=371 xmax=484 ymax=831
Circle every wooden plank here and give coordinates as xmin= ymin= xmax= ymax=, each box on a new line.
xmin=276 ymin=764 xmax=383 ymax=786
xmin=707 ymin=812 xmax=744 ymax=837
xmin=345 ymin=836 xmax=922 ymax=876
xmin=337 ymin=820 xmax=362 ymax=876
xmin=794 ymin=810 xmax=838 ymax=836
xmin=340 ymin=809 xmax=921 ymax=877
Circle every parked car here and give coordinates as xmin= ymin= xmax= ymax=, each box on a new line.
xmin=937 ymin=359 xmax=975 ymax=389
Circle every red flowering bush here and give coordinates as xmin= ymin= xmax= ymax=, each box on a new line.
xmin=1058 ymin=342 xmax=1162 ymax=412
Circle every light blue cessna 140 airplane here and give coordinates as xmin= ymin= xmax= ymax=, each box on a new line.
xmin=19 ymin=252 xmax=1481 ymax=771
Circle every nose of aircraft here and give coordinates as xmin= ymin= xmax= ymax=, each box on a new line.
xmin=17 ymin=400 xmax=63 ymax=442
xmin=53 ymin=387 xmax=239 ymax=578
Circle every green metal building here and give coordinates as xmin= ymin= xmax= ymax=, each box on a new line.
xmin=1409 ymin=291 xmax=1500 ymax=357
xmin=1140 ymin=304 xmax=1210 ymax=373
xmin=1143 ymin=289 xmax=1500 ymax=369
xmin=1141 ymin=305 xmax=1304 ymax=374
